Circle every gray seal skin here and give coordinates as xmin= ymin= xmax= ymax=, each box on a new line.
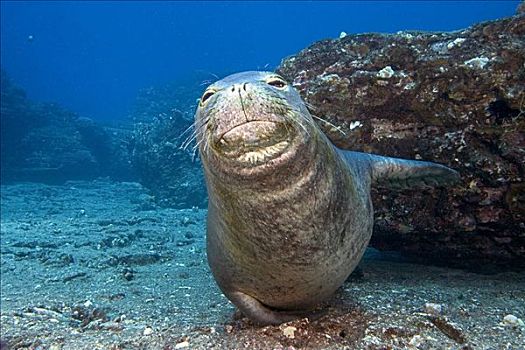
xmin=194 ymin=71 xmax=459 ymax=325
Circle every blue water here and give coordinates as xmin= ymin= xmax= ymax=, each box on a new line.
xmin=0 ymin=1 xmax=520 ymax=121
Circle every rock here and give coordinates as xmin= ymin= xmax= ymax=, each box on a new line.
xmin=463 ymin=56 xmax=490 ymax=69
xmin=99 ymin=321 xmax=122 ymax=331
xmin=178 ymin=272 xmax=190 ymax=279
xmin=377 ymin=66 xmax=395 ymax=79
xmin=117 ymin=253 xmax=162 ymax=266
xmin=517 ymin=1 xmax=525 ymax=15
xmin=503 ymin=314 xmax=525 ymax=328
xmin=408 ymin=334 xmax=423 ymax=347
xmin=0 ymin=70 xmax=134 ymax=184
xmin=428 ymin=316 xmax=467 ymax=344
xmin=122 ymin=267 xmax=134 ymax=281
xmin=181 ymin=216 xmax=196 ymax=226
xmin=129 ymin=82 xmax=207 ymax=209
xmin=277 ymin=14 xmax=525 ymax=271
xmin=143 ymin=326 xmax=154 ymax=335
xmin=282 ymin=325 xmax=297 ymax=339
xmin=62 ymin=272 xmax=87 ymax=283
xmin=424 ymin=302 xmax=443 ymax=316
xmin=70 ymin=306 xmax=108 ymax=328
xmin=176 ymin=239 xmax=195 ymax=247
xmin=174 ymin=340 xmax=190 ymax=349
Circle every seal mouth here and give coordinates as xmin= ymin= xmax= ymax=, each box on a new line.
xmin=215 ymin=121 xmax=293 ymax=166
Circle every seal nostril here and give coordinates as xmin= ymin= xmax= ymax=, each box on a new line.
xmin=231 ymin=86 xmax=235 ymax=92
xmin=242 ymin=83 xmax=247 ymax=91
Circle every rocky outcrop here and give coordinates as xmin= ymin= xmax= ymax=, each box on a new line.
xmin=0 ymin=70 xmax=133 ymax=183
xmin=277 ymin=14 xmax=525 ymax=270
xmin=129 ymin=83 xmax=207 ymax=209
xmin=0 ymin=70 xmax=205 ymax=208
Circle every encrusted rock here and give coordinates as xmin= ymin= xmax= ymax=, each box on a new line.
xmin=277 ymin=13 xmax=525 ymax=270
xmin=129 ymin=83 xmax=207 ymax=208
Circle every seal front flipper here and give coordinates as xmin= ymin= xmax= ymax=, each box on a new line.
xmin=229 ymin=291 xmax=326 ymax=326
xmin=368 ymin=154 xmax=460 ymax=189
xmin=339 ymin=150 xmax=460 ymax=189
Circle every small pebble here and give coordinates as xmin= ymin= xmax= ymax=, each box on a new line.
xmin=409 ymin=334 xmax=423 ymax=347
xmin=174 ymin=341 xmax=190 ymax=349
xmin=143 ymin=326 xmax=154 ymax=335
xmin=503 ymin=314 xmax=524 ymax=328
xmin=282 ymin=325 xmax=297 ymax=339
xmin=100 ymin=321 xmax=122 ymax=331
xmin=424 ymin=302 xmax=443 ymax=315
xmin=377 ymin=66 xmax=395 ymax=79
xmin=181 ymin=216 xmax=195 ymax=226
xmin=122 ymin=267 xmax=134 ymax=281
xmin=464 ymin=56 xmax=489 ymax=69
xmin=178 ymin=272 xmax=190 ymax=279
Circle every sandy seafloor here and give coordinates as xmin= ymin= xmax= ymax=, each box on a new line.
xmin=0 ymin=180 xmax=524 ymax=350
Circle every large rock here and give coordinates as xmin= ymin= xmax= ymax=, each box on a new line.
xmin=277 ymin=13 xmax=525 ymax=270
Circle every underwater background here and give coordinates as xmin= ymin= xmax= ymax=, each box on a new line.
xmin=1 ymin=1 xmax=525 ymax=349
xmin=1 ymin=1 xmax=520 ymax=122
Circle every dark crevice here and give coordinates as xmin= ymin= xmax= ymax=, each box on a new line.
xmin=487 ymin=99 xmax=520 ymax=124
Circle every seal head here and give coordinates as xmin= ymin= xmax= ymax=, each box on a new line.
xmin=194 ymin=71 xmax=459 ymax=325
xmin=195 ymin=71 xmax=320 ymax=186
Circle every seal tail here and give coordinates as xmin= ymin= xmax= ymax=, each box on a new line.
xmin=339 ymin=150 xmax=460 ymax=189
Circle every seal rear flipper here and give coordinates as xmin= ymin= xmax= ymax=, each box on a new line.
xmin=338 ymin=150 xmax=460 ymax=190
xmin=229 ymin=291 xmax=326 ymax=326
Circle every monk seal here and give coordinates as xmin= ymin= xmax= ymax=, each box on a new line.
xmin=193 ymin=71 xmax=459 ymax=325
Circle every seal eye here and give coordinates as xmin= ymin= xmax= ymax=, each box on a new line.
xmin=200 ymin=90 xmax=216 ymax=106
xmin=266 ymin=77 xmax=287 ymax=89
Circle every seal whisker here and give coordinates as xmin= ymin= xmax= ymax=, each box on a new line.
xmin=288 ymin=106 xmax=346 ymax=138
xmin=192 ymin=137 xmax=207 ymax=159
xmin=286 ymin=109 xmax=311 ymax=138
xmin=178 ymin=122 xmax=198 ymax=141
xmin=195 ymin=120 xmax=212 ymax=146
xmin=180 ymin=117 xmax=210 ymax=150
xmin=297 ymin=120 xmax=311 ymax=138
xmin=193 ymin=125 xmax=210 ymax=148
xmin=194 ymin=117 xmax=210 ymax=135
xmin=311 ymin=114 xmax=347 ymax=136
xmin=181 ymin=130 xmax=199 ymax=150
xmin=191 ymin=149 xmax=198 ymax=161
xmin=304 ymin=101 xmax=318 ymax=112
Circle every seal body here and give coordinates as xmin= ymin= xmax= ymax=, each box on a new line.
xmin=194 ymin=71 xmax=459 ymax=325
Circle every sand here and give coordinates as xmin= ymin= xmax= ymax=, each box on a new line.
xmin=1 ymin=180 xmax=524 ymax=349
